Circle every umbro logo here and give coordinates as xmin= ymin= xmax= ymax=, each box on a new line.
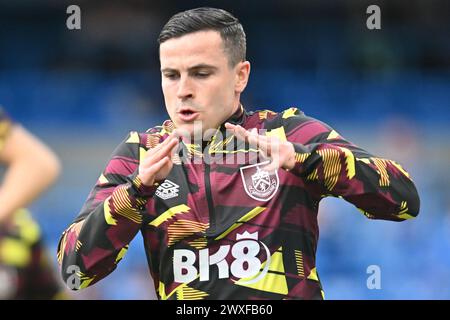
xmin=155 ymin=180 xmax=180 ymax=200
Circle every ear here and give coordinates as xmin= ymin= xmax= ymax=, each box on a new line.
xmin=234 ymin=61 xmax=251 ymax=94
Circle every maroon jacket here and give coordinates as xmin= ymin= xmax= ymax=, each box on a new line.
xmin=57 ymin=106 xmax=419 ymax=299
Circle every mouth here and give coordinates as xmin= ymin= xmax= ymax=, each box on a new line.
xmin=177 ymin=107 xmax=200 ymax=122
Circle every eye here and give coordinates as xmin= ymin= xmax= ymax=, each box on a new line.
xmin=164 ymin=73 xmax=179 ymax=80
xmin=194 ymin=72 xmax=210 ymax=78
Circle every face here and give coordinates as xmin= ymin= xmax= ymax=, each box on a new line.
xmin=159 ymin=30 xmax=250 ymax=137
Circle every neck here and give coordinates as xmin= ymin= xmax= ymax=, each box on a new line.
xmin=230 ymin=100 xmax=241 ymax=116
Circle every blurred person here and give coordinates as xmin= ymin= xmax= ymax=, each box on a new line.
xmin=58 ymin=7 xmax=420 ymax=300
xmin=0 ymin=107 xmax=64 ymax=299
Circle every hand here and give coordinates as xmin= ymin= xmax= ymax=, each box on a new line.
xmin=224 ymin=123 xmax=296 ymax=172
xmin=138 ymin=133 xmax=179 ymax=186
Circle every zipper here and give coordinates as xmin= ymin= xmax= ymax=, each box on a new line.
xmin=204 ymin=162 xmax=216 ymax=235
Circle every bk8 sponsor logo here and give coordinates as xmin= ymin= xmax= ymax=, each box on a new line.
xmin=173 ymin=231 xmax=271 ymax=284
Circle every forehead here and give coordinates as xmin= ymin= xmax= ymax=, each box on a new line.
xmin=159 ymin=30 xmax=228 ymax=68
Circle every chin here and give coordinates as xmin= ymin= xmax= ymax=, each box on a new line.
xmin=175 ymin=123 xmax=199 ymax=139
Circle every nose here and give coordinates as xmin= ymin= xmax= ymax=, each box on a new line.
xmin=176 ymin=75 xmax=194 ymax=100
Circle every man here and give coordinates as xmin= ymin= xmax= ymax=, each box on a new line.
xmin=0 ymin=107 xmax=64 ymax=299
xmin=57 ymin=7 xmax=420 ymax=299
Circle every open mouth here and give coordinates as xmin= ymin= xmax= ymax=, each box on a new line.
xmin=178 ymin=108 xmax=199 ymax=122
xmin=181 ymin=110 xmax=195 ymax=116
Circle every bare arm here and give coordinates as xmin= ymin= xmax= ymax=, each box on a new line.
xmin=0 ymin=125 xmax=61 ymax=222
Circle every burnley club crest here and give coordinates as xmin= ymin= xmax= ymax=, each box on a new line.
xmin=240 ymin=161 xmax=279 ymax=201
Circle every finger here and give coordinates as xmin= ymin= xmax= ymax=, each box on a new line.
xmin=264 ymin=139 xmax=283 ymax=171
xmin=247 ymin=131 xmax=271 ymax=156
xmin=171 ymin=129 xmax=184 ymax=141
xmin=224 ymin=122 xmax=238 ymax=138
xmin=234 ymin=126 xmax=248 ymax=142
xmin=226 ymin=124 xmax=275 ymax=160
xmin=263 ymin=164 xmax=277 ymax=173
xmin=224 ymin=122 xmax=236 ymax=130
xmin=152 ymin=138 xmax=178 ymax=161
xmin=262 ymin=156 xmax=280 ymax=172
xmin=224 ymin=122 xmax=243 ymax=132
xmin=226 ymin=123 xmax=249 ymax=142
xmin=144 ymin=156 xmax=170 ymax=177
xmin=169 ymin=140 xmax=180 ymax=158
xmin=155 ymin=133 xmax=177 ymax=148
xmin=143 ymin=134 xmax=176 ymax=161
xmin=143 ymin=137 xmax=176 ymax=165
xmin=143 ymin=138 xmax=178 ymax=167
xmin=246 ymin=130 xmax=260 ymax=151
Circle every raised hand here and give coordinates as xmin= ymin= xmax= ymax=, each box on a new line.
xmin=224 ymin=123 xmax=296 ymax=172
xmin=138 ymin=133 xmax=179 ymax=186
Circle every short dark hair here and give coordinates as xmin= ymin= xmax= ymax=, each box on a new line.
xmin=158 ymin=7 xmax=246 ymax=67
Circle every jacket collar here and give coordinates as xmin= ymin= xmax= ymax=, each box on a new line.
xmin=222 ymin=103 xmax=246 ymax=127
xmin=181 ymin=104 xmax=247 ymax=156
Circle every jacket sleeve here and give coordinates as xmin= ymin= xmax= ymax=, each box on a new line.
xmin=282 ymin=108 xmax=420 ymax=221
xmin=57 ymin=131 xmax=157 ymax=290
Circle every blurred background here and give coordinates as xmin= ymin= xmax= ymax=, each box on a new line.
xmin=0 ymin=0 xmax=449 ymax=299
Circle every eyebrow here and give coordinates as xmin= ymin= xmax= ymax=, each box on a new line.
xmin=161 ymin=64 xmax=218 ymax=73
